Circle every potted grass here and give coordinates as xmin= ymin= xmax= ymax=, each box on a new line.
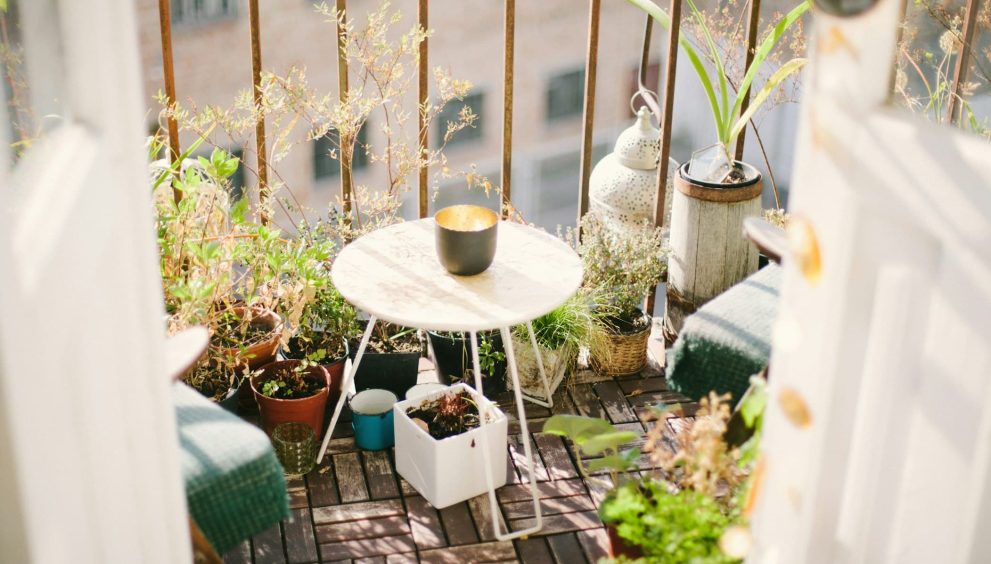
xmin=627 ymin=0 xmax=810 ymax=336
xmin=427 ymin=331 xmax=507 ymax=393
xmin=393 ymin=383 xmax=508 ymax=508
xmin=251 ymin=359 xmax=330 ymax=439
xmin=576 ymin=215 xmax=666 ymax=376
xmin=511 ymin=292 xmax=610 ymax=403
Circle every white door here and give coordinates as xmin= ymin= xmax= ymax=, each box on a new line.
xmin=0 ymin=0 xmax=190 ymax=562
xmin=749 ymin=1 xmax=991 ymax=563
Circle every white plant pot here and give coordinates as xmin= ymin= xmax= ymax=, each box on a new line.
xmin=513 ymin=336 xmax=573 ymax=402
xmin=393 ymin=383 xmax=508 ymax=508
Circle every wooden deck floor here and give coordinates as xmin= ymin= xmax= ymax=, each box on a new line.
xmin=223 ymin=331 xmax=696 ymax=564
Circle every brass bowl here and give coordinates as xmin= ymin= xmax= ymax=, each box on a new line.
xmin=434 ymin=205 xmax=499 ymax=276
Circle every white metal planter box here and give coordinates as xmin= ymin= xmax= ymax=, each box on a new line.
xmin=393 ymin=383 xmax=508 ymax=509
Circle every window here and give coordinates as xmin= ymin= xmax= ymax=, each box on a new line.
xmin=313 ymin=124 xmax=369 ymax=180
xmin=171 ymin=0 xmax=237 ymax=26
xmin=546 ymin=69 xmax=585 ymax=122
xmin=436 ymin=92 xmax=484 ymax=147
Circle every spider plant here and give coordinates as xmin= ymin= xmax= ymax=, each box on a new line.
xmin=626 ymin=0 xmax=811 ymax=166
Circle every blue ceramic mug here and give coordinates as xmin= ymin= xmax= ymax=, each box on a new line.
xmin=350 ymin=389 xmax=397 ymax=451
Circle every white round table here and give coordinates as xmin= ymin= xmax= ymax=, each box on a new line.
xmin=318 ymin=219 xmax=583 ymax=541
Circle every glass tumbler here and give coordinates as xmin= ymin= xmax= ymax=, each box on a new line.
xmin=272 ymin=422 xmax=317 ymax=477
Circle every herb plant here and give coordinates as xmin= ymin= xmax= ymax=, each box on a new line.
xmin=259 ymin=361 xmax=325 ymax=400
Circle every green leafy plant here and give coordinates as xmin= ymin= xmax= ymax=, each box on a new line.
xmin=477 ymin=335 xmax=506 ymax=378
xmin=259 ymin=361 xmax=324 ymax=399
xmin=406 ymin=389 xmax=482 ymax=439
xmin=570 ymin=215 xmax=666 ymax=332
xmin=626 ymin=0 xmax=810 ymax=164
xmin=543 ymin=414 xmax=640 ymax=487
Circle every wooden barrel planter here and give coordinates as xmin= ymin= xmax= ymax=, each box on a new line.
xmin=664 ymin=162 xmax=763 ymax=338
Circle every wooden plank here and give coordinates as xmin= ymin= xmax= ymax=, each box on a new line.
xmin=286 ymin=476 xmax=309 ymax=509
xmin=319 ymin=534 xmax=416 ymax=561
xmin=534 ymin=433 xmax=579 ymax=480
xmin=625 ymin=390 xmax=686 ymax=408
xmin=284 ymin=508 xmax=319 ymax=564
xmin=312 ymin=499 xmax=405 ymax=525
xmin=568 ymin=384 xmax=605 ymax=418
xmin=585 ymin=475 xmax=614 ymax=507
xmin=593 ymin=381 xmax=638 ymax=423
xmin=618 ymin=377 xmax=667 ymax=394
xmin=406 ymin=495 xmax=447 ymax=550
xmin=549 ymin=388 xmax=578 ymax=415
xmin=252 ymin=522 xmax=286 ymax=564
xmin=315 ymin=515 xmax=410 ymax=544
xmin=438 ymin=502 xmax=479 ymax=546
xmin=323 ymin=436 xmax=357 ymax=455
xmin=547 ymin=532 xmax=588 ymax=563
xmin=355 ymin=557 xmax=386 ymax=564
xmin=385 ymin=554 xmax=418 ymax=564
xmin=502 ymin=494 xmax=595 ymax=520
xmin=307 ymin=462 xmax=341 ymax=507
xmin=334 ymin=452 xmax=370 ymax=503
xmin=516 ymin=537 xmax=555 ymax=564
xmin=509 ymin=416 xmax=549 ymax=436
xmin=511 ymin=510 xmax=601 ymax=537
xmin=221 ymin=540 xmax=252 ymax=564
xmin=468 ymin=493 xmax=507 ymax=542
xmin=576 ymin=528 xmax=610 ymax=563
xmin=420 ymin=540 xmax=517 ymax=563
xmin=509 ymin=433 xmax=550 ymax=483
xmin=363 ymin=450 xmax=400 ymax=499
xmin=497 ymin=478 xmax=587 ymax=503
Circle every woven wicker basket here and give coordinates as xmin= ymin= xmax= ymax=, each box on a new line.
xmin=592 ymin=323 xmax=650 ymax=377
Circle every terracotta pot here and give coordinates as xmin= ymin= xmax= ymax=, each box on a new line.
xmin=606 ymin=524 xmax=644 ymax=559
xmin=283 ymin=335 xmax=349 ymax=407
xmin=216 ymin=306 xmax=283 ymax=370
xmin=251 ymin=360 xmax=329 ymax=439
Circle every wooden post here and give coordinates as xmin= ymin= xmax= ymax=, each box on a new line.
xmin=248 ymin=0 xmax=269 ymax=224
xmin=577 ymin=0 xmax=601 ymax=229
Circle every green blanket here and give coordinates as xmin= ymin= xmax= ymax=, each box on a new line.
xmin=666 ymin=265 xmax=781 ymax=404
xmin=174 ymin=383 xmax=288 ymax=553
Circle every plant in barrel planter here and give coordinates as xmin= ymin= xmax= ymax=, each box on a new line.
xmin=576 ymin=215 xmax=666 ymax=376
xmin=251 ymin=359 xmax=330 ymax=439
xmin=627 ymin=0 xmax=810 ymax=336
xmin=393 ymin=383 xmax=508 ymax=508
xmin=427 ymin=330 xmax=507 ymax=393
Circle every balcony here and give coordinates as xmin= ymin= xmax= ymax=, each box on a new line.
xmin=2 ymin=0 xmax=990 ymax=563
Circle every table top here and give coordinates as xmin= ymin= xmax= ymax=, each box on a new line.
xmin=331 ymin=219 xmax=583 ymax=332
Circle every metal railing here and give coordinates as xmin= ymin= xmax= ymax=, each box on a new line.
xmin=154 ymin=0 xmax=769 ymax=230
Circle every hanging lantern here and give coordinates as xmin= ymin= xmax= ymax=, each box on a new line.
xmin=588 ymin=106 xmax=661 ymax=234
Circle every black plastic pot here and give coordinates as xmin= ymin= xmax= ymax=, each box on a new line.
xmin=217 ymin=382 xmax=241 ymax=414
xmin=427 ymin=330 xmax=507 ymax=393
xmin=348 ymin=348 xmax=420 ymax=400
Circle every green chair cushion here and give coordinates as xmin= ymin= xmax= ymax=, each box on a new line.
xmin=173 ymin=383 xmax=288 ymax=553
xmin=666 ymin=264 xmax=781 ymax=404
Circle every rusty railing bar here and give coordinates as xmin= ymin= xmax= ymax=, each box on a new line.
xmin=946 ymin=0 xmax=981 ymax=125
xmin=501 ymin=0 xmax=516 ymax=217
xmin=653 ymin=0 xmax=680 ymax=229
xmin=157 ymin=0 xmax=182 ymax=203
xmin=639 ymin=17 xmax=653 ymax=90
xmin=336 ymin=0 xmax=353 ymax=218
xmin=577 ymin=0 xmax=602 ymax=227
xmin=417 ymin=0 xmax=429 ymax=219
xmin=248 ymin=0 xmax=269 ymax=224
xmin=734 ymin=0 xmax=761 ymax=161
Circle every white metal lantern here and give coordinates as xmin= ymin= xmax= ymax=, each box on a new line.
xmin=588 ymin=106 xmax=660 ymax=233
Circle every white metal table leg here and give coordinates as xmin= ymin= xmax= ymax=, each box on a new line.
xmin=316 ymin=315 xmax=377 ymax=464
xmin=523 ymin=320 xmax=554 ymax=409
xmin=471 ymin=328 xmax=544 ymax=541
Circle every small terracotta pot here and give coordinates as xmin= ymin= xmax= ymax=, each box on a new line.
xmin=606 ymin=525 xmax=644 ymax=559
xmin=251 ymin=360 xmax=329 ymax=439
xmin=217 ymin=306 xmax=283 ymax=370
xmin=283 ymin=335 xmax=349 ymax=407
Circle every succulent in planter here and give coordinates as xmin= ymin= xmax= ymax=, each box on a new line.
xmin=572 ymin=215 xmax=666 ymax=376
xmin=394 ymin=384 xmax=508 ymax=508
